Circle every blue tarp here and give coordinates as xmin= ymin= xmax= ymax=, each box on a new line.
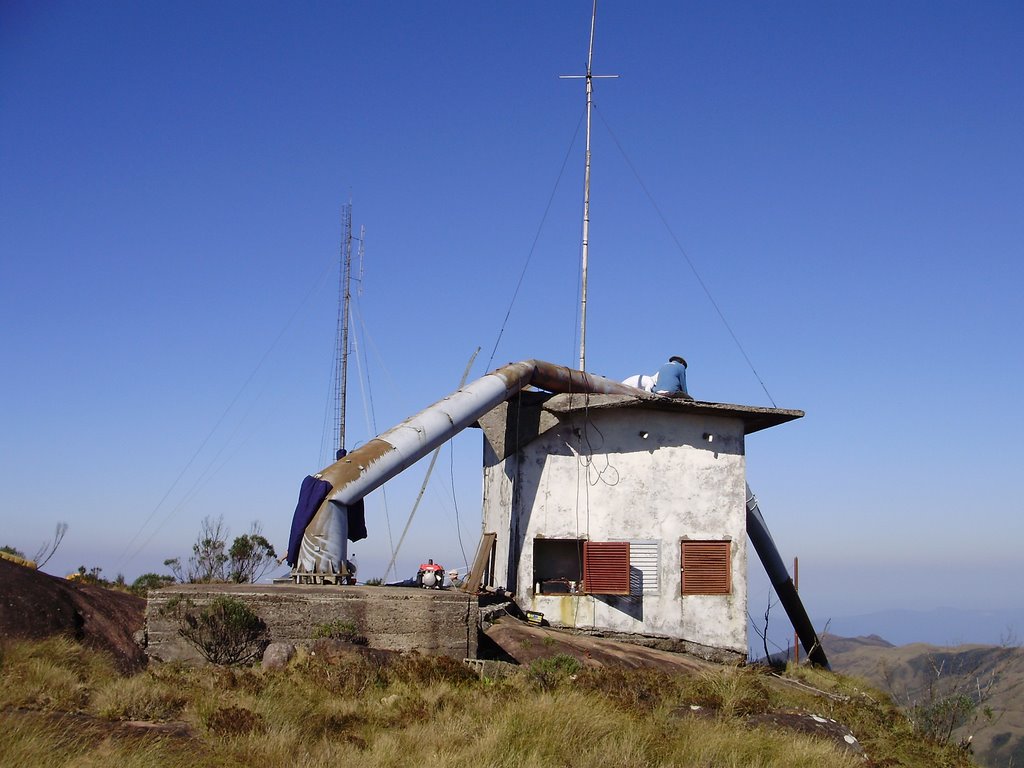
xmin=286 ymin=475 xmax=368 ymax=566
xmin=286 ymin=475 xmax=332 ymax=566
xmin=348 ymin=498 xmax=367 ymax=542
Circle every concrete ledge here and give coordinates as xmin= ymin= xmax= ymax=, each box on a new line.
xmin=145 ymin=584 xmax=478 ymax=664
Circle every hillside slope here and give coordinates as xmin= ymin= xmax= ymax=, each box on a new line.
xmin=0 ymin=558 xmax=146 ymax=671
xmin=824 ymin=633 xmax=1024 ymax=768
xmin=2 ymin=632 xmax=982 ymax=768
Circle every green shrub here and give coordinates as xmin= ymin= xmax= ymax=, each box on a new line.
xmin=175 ymin=597 xmax=269 ymax=666
xmin=312 ymin=619 xmax=367 ymax=645
xmin=911 ymin=693 xmax=985 ymax=744
xmin=527 ymin=653 xmax=582 ymax=690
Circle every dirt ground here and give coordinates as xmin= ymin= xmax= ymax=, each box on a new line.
xmin=0 ymin=558 xmax=146 ymax=672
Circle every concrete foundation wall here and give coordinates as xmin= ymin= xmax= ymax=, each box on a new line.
xmin=145 ymin=583 xmax=478 ymax=664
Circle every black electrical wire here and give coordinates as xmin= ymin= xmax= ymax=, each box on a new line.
xmin=485 ymin=107 xmax=587 ymax=373
xmin=594 ymin=104 xmax=778 ymax=407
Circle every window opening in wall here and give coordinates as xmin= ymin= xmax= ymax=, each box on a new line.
xmin=680 ymin=540 xmax=731 ymax=595
xmin=534 ymin=539 xmax=659 ymax=597
xmin=533 ymin=538 xmax=583 ymax=594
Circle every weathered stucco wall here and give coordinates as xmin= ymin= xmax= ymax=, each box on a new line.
xmin=482 ymin=435 xmax=518 ymax=591
xmin=482 ymin=403 xmax=749 ymax=658
xmin=145 ymin=583 xmax=478 ymax=663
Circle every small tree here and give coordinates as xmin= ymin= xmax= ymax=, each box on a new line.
xmin=2 ymin=523 xmax=68 ymax=569
xmin=164 ymin=557 xmax=185 ymax=583
xmin=228 ymin=523 xmax=277 ymax=583
xmin=190 ymin=516 xmax=230 ymax=582
xmin=72 ymin=565 xmax=106 ymax=585
xmin=167 ymin=517 xmax=278 ymax=584
xmin=33 ymin=522 xmax=68 ymax=568
xmin=131 ymin=572 xmax=176 ymax=595
xmin=164 ymin=516 xmax=229 ymax=583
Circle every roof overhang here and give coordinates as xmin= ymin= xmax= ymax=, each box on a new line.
xmin=537 ymin=392 xmax=803 ymax=435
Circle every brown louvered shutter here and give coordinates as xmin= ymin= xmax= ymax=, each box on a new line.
xmin=681 ymin=540 xmax=731 ymax=595
xmin=583 ymin=541 xmax=630 ymax=595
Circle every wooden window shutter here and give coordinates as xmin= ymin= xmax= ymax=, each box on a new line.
xmin=681 ymin=540 xmax=731 ymax=595
xmin=583 ymin=541 xmax=630 ymax=595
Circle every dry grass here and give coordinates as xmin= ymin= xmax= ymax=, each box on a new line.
xmin=0 ymin=709 xmax=200 ymax=768
xmin=0 ymin=637 xmax=981 ymax=768
xmin=92 ymin=674 xmax=189 ymax=720
xmin=0 ymin=636 xmax=117 ymax=712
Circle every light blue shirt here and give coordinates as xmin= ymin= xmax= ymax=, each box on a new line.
xmin=654 ymin=361 xmax=688 ymax=394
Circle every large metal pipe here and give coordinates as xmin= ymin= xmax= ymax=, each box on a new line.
xmin=294 ymin=360 xmax=646 ymax=574
xmin=746 ymin=484 xmax=830 ymax=669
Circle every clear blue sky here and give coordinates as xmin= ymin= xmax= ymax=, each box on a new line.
xmin=2 ymin=2 xmax=1022 ymax=643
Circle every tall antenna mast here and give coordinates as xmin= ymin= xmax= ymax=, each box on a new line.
xmin=560 ymin=0 xmax=617 ymax=371
xmin=337 ymin=202 xmax=354 ymax=460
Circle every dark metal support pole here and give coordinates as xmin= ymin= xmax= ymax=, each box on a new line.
xmin=746 ymin=484 xmax=830 ymax=669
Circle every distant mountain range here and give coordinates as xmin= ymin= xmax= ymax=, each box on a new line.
xmin=820 ymin=606 xmax=1023 ymax=647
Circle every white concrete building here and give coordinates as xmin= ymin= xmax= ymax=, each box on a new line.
xmin=478 ymin=391 xmax=802 ymax=661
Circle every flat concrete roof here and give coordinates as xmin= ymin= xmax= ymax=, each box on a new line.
xmin=539 ymin=392 xmax=804 ymax=435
